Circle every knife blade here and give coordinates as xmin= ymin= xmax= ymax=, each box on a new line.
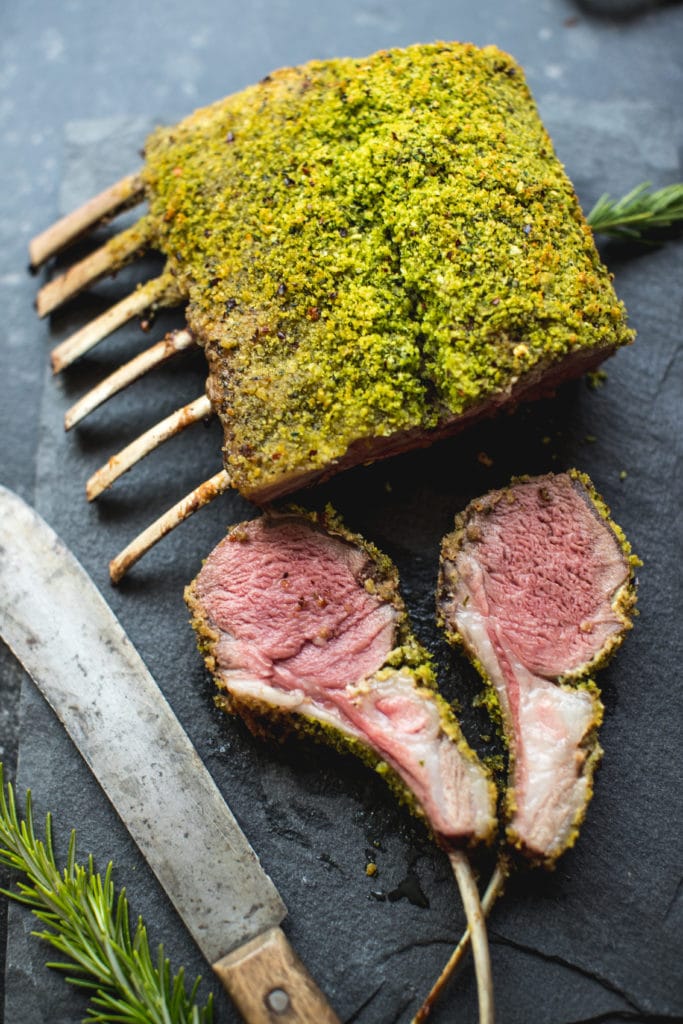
xmin=0 ymin=485 xmax=339 ymax=1023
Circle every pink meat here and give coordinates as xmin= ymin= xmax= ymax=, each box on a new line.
xmin=196 ymin=519 xmax=394 ymax=694
xmin=461 ymin=478 xmax=630 ymax=677
xmin=190 ymin=515 xmax=495 ymax=844
xmin=438 ymin=473 xmax=634 ymax=860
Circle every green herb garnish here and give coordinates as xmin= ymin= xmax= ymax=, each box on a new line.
xmin=587 ymin=181 xmax=683 ymax=238
xmin=0 ymin=764 xmax=212 ymax=1024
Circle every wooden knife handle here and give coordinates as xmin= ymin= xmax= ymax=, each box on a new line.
xmin=213 ymin=926 xmax=340 ymax=1024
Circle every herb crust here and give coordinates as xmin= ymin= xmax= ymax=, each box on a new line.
xmin=144 ymin=43 xmax=633 ymax=497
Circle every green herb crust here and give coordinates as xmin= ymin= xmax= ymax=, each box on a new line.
xmin=185 ymin=507 xmax=496 ymax=845
xmin=143 ymin=42 xmax=633 ymax=498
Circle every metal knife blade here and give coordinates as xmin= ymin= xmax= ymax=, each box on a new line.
xmin=0 ymin=485 xmax=339 ymax=1023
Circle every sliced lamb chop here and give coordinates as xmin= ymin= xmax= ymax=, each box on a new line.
xmin=186 ymin=509 xmax=498 ymax=1023
xmin=416 ymin=470 xmax=638 ymax=1021
xmin=437 ymin=470 xmax=638 ymax=864
xmin=186 ymin=509 xmax=496 ymax=845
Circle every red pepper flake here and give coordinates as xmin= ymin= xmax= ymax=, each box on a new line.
xmin=172 ymin=166 xmax=183 ymax=176
xmin=307 ymin=306 xmax=320 ymax=321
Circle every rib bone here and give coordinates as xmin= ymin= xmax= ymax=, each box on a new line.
xmin=65 ymin=328 xmax=196 ymax=430
xmin=29 ymin=171 xmax=145 ymax=269
xmin=86 ymin=393 xmax=212 ymax=499
xmin=414 ymin=860 xmax=508 ymax=1023
xmin=36 ymin=217 xmax=154 ymax=317
xmin=448 ymin=850 xmax=494 ymax=1024
xmin=50 ymin=272 xmax=179 ymax=373
xmin=109 ymin=469 xmax=231 ymax=583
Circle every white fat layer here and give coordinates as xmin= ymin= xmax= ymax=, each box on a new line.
xmin=347 ymin=670 xmax=495 ymax=839
xmin=218 ymin=670 xmax=366 ymax=735
xmin=219 ymin=666 xmax=495 ymax=841
xmin=502 ymin=654 xmax=595 ymax=856
xmin=457 ymin=605 xmax=512 ymax=718
xmin=455 ymin=599 xmax=598 ymax=858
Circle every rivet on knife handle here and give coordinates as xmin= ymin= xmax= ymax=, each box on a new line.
xmin=213 ymin=926 xmax=340 ymax=1023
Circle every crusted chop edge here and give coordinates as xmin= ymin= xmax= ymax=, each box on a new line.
xmin=436 ymin=470 xmax=639 ymax=866
xmin=211 ymin=346 xmax=617 ymax=504
xmin=185 ymin=506 xmax=497 ymax=847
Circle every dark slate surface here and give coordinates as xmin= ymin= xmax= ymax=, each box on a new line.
xmin=1 ymin=1 xmax=682 ymax=1022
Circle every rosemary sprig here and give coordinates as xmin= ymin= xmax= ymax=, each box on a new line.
xmin=586 ymin=181 xmax=683 ymax=239
xmin=0 ymin=764 xmax=213 ymax=1024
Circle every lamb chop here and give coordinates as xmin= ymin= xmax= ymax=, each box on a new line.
xmin=437 ymin=470 xmax=637 ymax=863
xmin=29 ymin=42 xmax=634 ymax=580
xmin=185 ymin=507 xmax=498 ymax=1021
xmin=413 ymin=470 xmax=638 ymax=1020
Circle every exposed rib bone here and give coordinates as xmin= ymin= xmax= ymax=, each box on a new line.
xmin=29 ymin=171 xmax=145 ymax=269
xmin=413 ymin=859 xmax=508 ymax=1023
xmin=86 ymin=394 xmax=212 ymax=499
xmin=51 ymin=273 xmax=179 ymax=373
xmin=109 ymin=469 xmax=231 ymax=583
xmin=448 ymin=849 xmax=494 ymax=1024
xmin=66 ymin=329 xmax=196 ymax=430
xmin=36 ymin=217 xmax=154 ymax=317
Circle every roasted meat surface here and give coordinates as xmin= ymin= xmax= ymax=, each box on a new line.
xmin=143 ymin=43 xmax=633 ymax=503
xmin=185 ymin=510 xmax=496 ymax=845
xmin=437 ymin=471 xmax=637 ymax=863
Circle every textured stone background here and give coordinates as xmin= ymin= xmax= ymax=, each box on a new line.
xmin=0 ymin=1 xmax=682 ymax=1022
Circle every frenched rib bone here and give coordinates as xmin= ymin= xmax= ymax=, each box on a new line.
xmin=437 ymin=471 xmax=637 ymax=863
xmin=186 ymin=510 xmax=497 ymax=845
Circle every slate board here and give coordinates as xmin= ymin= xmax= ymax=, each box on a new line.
xmin=1 ymin=6 xmax=682 ymax=1023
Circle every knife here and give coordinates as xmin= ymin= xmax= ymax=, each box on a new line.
xmin=0 ymin=485 xmax=340 ymax=1024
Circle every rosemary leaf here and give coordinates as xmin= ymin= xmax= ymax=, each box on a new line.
xmin=0 ymin=764 xmax=213 ymax=1024
xmin=587 ymin=181 xmax=683 ymax=239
